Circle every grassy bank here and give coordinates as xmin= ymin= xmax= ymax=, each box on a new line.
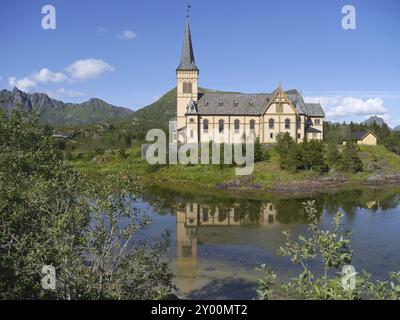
xmin=71 ymin=144 xmax=400 ymax=194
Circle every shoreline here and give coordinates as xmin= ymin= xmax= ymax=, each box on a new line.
xmin=139 ymin=173 xmax=400 ymax=199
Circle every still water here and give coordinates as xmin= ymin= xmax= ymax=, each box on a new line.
xmin=137 ymin=186 xmax=400 ymax=299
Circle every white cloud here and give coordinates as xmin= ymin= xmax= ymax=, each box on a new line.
xmin=32 ymin=68 xmax=67 ymax=83
xmin=118 ymin=30 xmax=137 ymax=40
xmin=8 ymin=59 xmax=114 ymax=92
xmin=8 ymin=68 xmax=67 ymax=92
xmin=66 ymin=59 xmax=114 ymax=80
xmin=304 ymin=95 xmax=343 ymax=107
xmin=326 ymin=97 xmax=387 ymax=117
xmin=305 ymin=95 xmax=388 ymax=120
xmin=47 ymin=88 xmax=85 ymax=99
xmin=9 ymin=76 xmax=37 ymax=91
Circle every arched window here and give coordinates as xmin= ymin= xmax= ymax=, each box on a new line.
xmin=219 ymin=119 xmax=224 ymax=133
xmin=269 ymin=118 xmax=275 ymax=129
xmin=234 ymin=119 xmax=240 ymax=133
xmin=285 ymin=118 xmax=291 ymax=129
xmin=297 ymin=116 xmax=301 ymax=129
xmin=250 ymin=119 xmax=255 ymax=131
xmin=203 ymin=119 xmax=209 ymax=133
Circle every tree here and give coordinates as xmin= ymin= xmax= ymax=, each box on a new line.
xmin=300 ymin=140 xmax=326 ymax=172
xmin=276 ymin=133 xmax=295 ymax=169
xmin=339 ymin=141 xmax=363 ymax=173
xmin=254 ymin=136 xmax=270 ymax=163
xmin=326 ymin=143 xmax=341 ymax=170
xmin=0 ymin=111 xmax=173 ymax=299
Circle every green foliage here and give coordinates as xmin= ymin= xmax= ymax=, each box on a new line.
xmin=0 ymin=111 xmax=173 ymax=299
xmin=257 ymin=200 xmax=400 ymax=300
xmin=276 ymin=132 xmax=296 ymax=169
xmin=326 ymin=143 xmax=341 ymax=169
xmin=339 ymin=141 xmax=363 ymax=173
xmin=254 ymin=136 xmax=270 ymax=163
xmin=119 ymin=146 xmax=127 ymax=160
xmin=276 ymin=134 xmax=326 ymax=173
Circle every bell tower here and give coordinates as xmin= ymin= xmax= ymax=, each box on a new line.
xmin=176 ymin=16 xmax=199 ymax=131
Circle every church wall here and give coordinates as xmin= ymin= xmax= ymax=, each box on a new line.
xmin=261 ymin=102 xmax=297 ymax=143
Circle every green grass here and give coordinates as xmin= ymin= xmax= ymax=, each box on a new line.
xmin=71 ymin=144 xmax=400 ymax=192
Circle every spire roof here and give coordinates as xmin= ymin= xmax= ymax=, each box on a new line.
xmin=177 ymin=18 xmax=198 ymax=71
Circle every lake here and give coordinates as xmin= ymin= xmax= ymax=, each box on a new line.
xmin=137 ymin=186 xmax=400 ymax=299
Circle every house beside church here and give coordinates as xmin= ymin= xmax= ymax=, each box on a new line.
xmin=174 ymin=17 xmax=325 ymax=144
xmin=345 ymin=131 xmax=377 ymax=145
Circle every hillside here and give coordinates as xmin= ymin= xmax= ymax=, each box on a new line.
xmin=130 ymin=87 xmax=239 ymax=128
xmin=0 ymin=87 xmax=134 ymax=127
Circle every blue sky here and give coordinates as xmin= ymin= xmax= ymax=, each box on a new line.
xmin=0 ymin=0 xmax=399 ymax=126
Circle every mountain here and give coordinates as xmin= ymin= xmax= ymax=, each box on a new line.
xmin=393 ymin=126 xmax=400 ymax=131
xmin=362 ymin=116 xmax=386 ymax=127
xmin=0 ymin=87 xmax=134 ymax=127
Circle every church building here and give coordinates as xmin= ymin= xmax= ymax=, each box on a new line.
xmin=175 ymin=17 xmax=325 ymax=144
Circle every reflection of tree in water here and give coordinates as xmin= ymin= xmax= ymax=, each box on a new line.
xmin=143 ymin=184 xmax=400 ymax=222
xmin=319 ymin=187 xmax=400 ymax=218
xmin=233 ymin=200 xmax=264 ymax=225
xmin=274 ymin=197 xmax=322 ymax=224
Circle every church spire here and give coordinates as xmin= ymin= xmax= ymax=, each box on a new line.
xmin=177 ymin=16 xmax=198 ymax=71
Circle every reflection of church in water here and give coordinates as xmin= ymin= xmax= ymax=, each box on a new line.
xmin=175 ymin=201 xmax=280 ymax=290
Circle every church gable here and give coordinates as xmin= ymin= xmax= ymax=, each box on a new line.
xmin=262 ymin=87 xmax=298 ymax=116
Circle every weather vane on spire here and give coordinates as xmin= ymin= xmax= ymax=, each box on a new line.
xmin=186 ymin=4 xmax=191 ymax=18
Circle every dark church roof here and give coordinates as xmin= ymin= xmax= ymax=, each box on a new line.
xmin=187 ymin=89 xmax=325 ymax=117
xmin=306 ymin=127 xmax=322 ymax=133
xmin=176 ymin=18 xmax=198 ymax=71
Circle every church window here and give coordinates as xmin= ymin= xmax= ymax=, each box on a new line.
xmin=190 ymin=130 xmax=194 ymax=138
xmin=285 ymin=118 xmax=291 ymax=129
xmin=202 ymin=208 xmax=209 ymax=222
xmin=234 ymin=119 xmax=240 ymax=133
xmin=269 ymin=118 xmax=275 ymax=129
xmin=189 ymin=118 xmax=194 ymax=123
xmin=270 ymin=133 xmax=273 ymax=139
xmin=219 ymin=119 xmax=224 ymax=133
xmin=203 ymin=119 xmax=209 ymax=133
xmin=315 ymin=119 xmax=321 ymax=125
xmin=250 ymin=119 xmax=255 ymax=131
xmin=183 ymin=81 xmax=192 ymax=94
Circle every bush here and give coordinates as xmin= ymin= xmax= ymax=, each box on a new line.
xmin=339 ymin=141 xmax=363 ymax=173
xmin=254 ymin=137 xmax=270 ymax=162
xmin=257 ymin=201 xmax=400 ymax=300
xmin=0 ymin=111 xmax=173 ymax=299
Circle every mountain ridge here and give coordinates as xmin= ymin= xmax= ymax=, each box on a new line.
xmin=0 ymin=87 xmax=134 ymax=127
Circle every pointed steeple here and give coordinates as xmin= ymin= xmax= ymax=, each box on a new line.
xmin=177 ymin=17 xmax=198 ymax=71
